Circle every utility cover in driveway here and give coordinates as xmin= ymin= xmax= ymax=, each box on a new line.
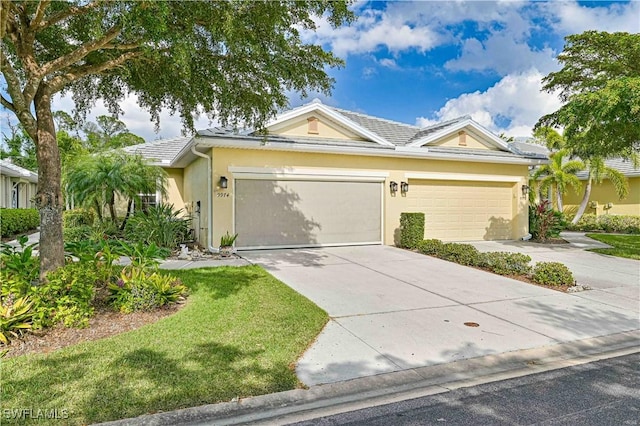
xmin=235 ymin=180 xmax=382 ymax=249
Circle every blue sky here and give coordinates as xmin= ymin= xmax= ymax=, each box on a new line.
xmin=5 ymin=1 xmax=640 ymax=142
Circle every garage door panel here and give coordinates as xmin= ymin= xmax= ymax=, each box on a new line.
xmin=409 ymin=180 xmax=513 ymax=241
xmin=235 ymin=180 xmax=381 ymax=248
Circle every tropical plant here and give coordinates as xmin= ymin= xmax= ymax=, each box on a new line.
xmin=0 ymin=235 xmax=39 ymax=284
xmin=65 ymin=151 xmax=167 ymax=225
xmin=109 ymin=268 xmax=187 ymax=313
xmin=123 ymin=204 xmax=190 ymax=249
xmin=0 ymin=296 xmax=35 ymax=344
xmin=529 ymin=200 xmax=566 ymax=242
xmin=532 ymin=149 xmax=585 ymax=211
xmin=220 ymin=232 xmax=239 ymax=247
xmin=571 ymin=157 xmax=630 ymax=224
xmin=2 ymin=1 xmax=353 ymax=277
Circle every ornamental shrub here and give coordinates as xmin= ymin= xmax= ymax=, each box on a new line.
xmin=0 ymin=208 xmax=39 ymax=237
xmin=399 ymin=212 xmax=425 ymax=249
xmin=529 ymin=200 xmax=566 ymax=241
xmin=63 ymin=209 xmax=95 ymax=228
xmin=31 ymin=262 xmax=98 ymax=328
xmin=439 ymin=243 xmax=482 ymax=266
xmin=124 ymin=203 xmax=191 ymax=249
xmin=481 ymin=252 xmax=532 ymax=276
xmin=568 ymin=214 xmax=639 ymax=234
xmin=109 ymin=267 xmax=187 ymax=313
xmin=417 ymin=239 xmax=444 ymax=256
xmin=531 ymin=262 xmax=575 ymax=287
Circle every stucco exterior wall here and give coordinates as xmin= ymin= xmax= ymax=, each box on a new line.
xmin=205 ymin=147 xmax=530 ymax=247
xmin=183 ymin=157 xmax=210 ymax=247
xmin=563 ymin=177 xmax=640 ymax=217
xmin=432 ymin=131 xmax=497 ymax=150
xmin=164 ymin=168 xmax=185 ymax=211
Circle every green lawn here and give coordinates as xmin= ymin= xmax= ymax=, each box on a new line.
xmin=0 ymin=266 xmax=328 ymax=425
xmin=586 ymin=233 xmax=640 ymax=260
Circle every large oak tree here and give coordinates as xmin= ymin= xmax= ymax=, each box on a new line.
xmin=537 ymin=31 xmax=640 ymax=159
xmin=1 ymin=0 xmax=353 ymax=277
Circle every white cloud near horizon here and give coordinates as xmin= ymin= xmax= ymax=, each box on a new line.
xmin=415 ymin=69 xmax=563 ymax=137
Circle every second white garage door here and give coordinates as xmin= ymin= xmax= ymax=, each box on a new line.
xmin=408 ymin=179 xmax=514 ymax=241
xmin=235 ymin=179 xmax=382 ymax=249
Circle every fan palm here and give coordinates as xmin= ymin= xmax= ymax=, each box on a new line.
xmin=532 ymin=149 xmax=585 ymax=211
xmin=65 ymin=151 xmax=167 ymax=225
xmin=571 ymin=157 xmax=630 ymax=224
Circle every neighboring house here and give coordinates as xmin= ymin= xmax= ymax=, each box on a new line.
xmin=0 ymin=158 xmax=38 ymax=209
xmin=563 ymin=158 xmax=640 ymax=217
xmin=125 ymin=100 xmax=547 ymax=250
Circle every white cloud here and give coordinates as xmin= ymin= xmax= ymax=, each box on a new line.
xmin=416 ymin=69 xmax=562 ymax=137
xmin=445 ymin=34 xmax=558 ymax=75
xmin=52 ymin=94 xmax=215 ymax=141
xmin=378 ymin=58 xmax=398 ymax=69
xmin=542 ymin=1 xmax=640 ymax=34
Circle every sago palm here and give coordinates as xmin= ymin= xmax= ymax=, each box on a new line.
xmin=532 ymin=149 xmax=585 ymax=211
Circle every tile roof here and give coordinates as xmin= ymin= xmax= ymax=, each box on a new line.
xmin=327 ymin=106 xmax=420 ymax=146
xmin=0 ymin=159 xmax=38 ymax=182
xmin=575 ymin=158 xmax=640 ymax=178
xmin=122 ymin=136 xmax=191 ymax=165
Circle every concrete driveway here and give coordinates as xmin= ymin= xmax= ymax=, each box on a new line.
xmin=243 ymin=245 xmax=639 ymax=386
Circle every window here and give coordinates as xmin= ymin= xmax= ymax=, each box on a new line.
xmin=11 ymin=182 xmax=19 ymax=208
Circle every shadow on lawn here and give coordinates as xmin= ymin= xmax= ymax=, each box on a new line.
xmin=172 ymin=265 xmax=266 ymax=299
xmin=76 ymin=341 xmax=295 ymax=424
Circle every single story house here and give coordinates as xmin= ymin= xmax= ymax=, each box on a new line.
xmin=0 ymin=158 xmax=38 ymax=209
xmin=563 ymin=158 xmax=640 ymax=217
xmin=125 ymin=100 xmax=547 ymax=251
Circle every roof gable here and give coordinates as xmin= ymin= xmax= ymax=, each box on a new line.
xmin=407 ymin=118 xmax=510 ymax=152
xmin=265 ymin=100 xmax=395 ymax=147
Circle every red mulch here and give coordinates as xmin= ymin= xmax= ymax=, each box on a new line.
xmin=2 ymin=303 xmax=185 ymax=359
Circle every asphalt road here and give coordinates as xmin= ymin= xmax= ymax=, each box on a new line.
xmin=289 ymin=353 xmax=640 ymax=426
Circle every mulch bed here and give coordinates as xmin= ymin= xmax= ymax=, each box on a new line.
xmin=3 ymin=303 xmax=185 ymax=360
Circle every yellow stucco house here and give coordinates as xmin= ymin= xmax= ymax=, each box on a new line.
xmin=0 ymin=158 xmax=38 ymax=209
xmin=563 ymin=158 xmax=640 ymax=217
xmin=125 ymin=100 xmax=547 ymax=251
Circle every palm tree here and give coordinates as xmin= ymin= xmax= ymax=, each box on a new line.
xmin=571 ymin=157 xmax=629 ymax=224
xmin=65 ymin=151 xmax=167 ymax=225
xmin=532 ymin=149 xmax=585 ymax=211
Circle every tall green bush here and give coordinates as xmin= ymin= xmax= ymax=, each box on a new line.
xmin=529 ymin=200 xmax=566 ymax=241
xmin=399 ymin=212 xmax=425 ymax=249
xmin=124 ymin=204 xmax=191 ymax=249
xmin=0 ymin=208 xmax=39 ymax=237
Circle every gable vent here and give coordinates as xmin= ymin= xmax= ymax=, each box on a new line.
xmin=307 ymin=117 xmax=319 ymax=134
xmin=458 ymin=131 xmax=467 ymax=146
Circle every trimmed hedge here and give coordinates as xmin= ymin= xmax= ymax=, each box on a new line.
xmin=0 ymin=208 xmax=39 ymax=237
xmin=439 ymin=243 xmax=482 ymax=266
xmin=532 ymin=262 xmax=575 ymax=286
xmin=481 ymin=252 xmax=532 ymax=276
xmin=417 ymin=239 xmax=444 ymax=256
xmin=567 ymin=214 xmax=640 ymax=234
xmin=399 ymin=212 xmax=425 ymax=249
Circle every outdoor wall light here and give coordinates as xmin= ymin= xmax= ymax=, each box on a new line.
xmin=521 ymin=184 xmax=530 ymax=197
xmin=219 ymin=176 xmax=228 ymax=189
xmin=389 ymin=181 xmax=398 ymax=193
xmin=400 ymin=181 xmax=409 ymax=193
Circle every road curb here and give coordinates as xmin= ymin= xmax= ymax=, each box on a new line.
xmin=99 ymin=330 xmax=640 ymax=426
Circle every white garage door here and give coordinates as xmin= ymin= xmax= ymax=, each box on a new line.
xmin=235 ymin=179 xmax=382 ymax=249
xmin=408 ymin=180 xmax=514 ymax=241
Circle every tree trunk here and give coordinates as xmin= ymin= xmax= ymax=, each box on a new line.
xmin=572 ymin=178 xmax=592 ymax=224
xmin=120 ymin=199 xmax=133 ymax=231
xmin=556 ymin=186 xmax=563 ymax=212
xmin=34 ymin=88 xmax=64 ymax=279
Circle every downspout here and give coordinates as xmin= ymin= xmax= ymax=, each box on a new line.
xmin=190 ymin=145 xmax=217 ymax=253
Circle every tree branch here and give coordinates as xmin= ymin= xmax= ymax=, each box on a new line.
xmin=0 ymin=94 xmax=15 ymax=112
xmin=0 ymin=49 xmax=38 ymax=139
xmin=39 ymin=1 xmax=100 ymax=30
xmin=47 ymin=50 xmax=142 ymax=94
xmin=30 ymin=0 xmax=51 ymax=31
xmin=39 ymin=25 xmax=123 ymax=77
